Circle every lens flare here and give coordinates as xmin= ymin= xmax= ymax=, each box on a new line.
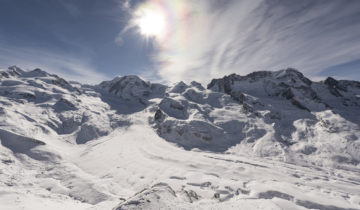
xmin=135 ymin=5 xmax=166 ymax=40
xmin=130 ymin=0 xmax=193 ymax=64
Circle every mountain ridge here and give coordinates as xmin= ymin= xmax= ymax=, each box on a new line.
xmin=0 ymin=65 xmax=360 ymax=209
xmin=1 ymin=65 xmax=359 ymax=166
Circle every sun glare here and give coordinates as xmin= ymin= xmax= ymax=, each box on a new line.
xmin=135 ymin=6 xmax=166 ymax=40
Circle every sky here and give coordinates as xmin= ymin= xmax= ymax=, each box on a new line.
xmin=0 ymin=0 xmax=359 ymax=84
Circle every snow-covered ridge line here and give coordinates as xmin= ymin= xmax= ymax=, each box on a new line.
xmin=1 ymin=65 xmax=360 ymax=166
xmin=1 ymin=66 xmax=360 ymax=209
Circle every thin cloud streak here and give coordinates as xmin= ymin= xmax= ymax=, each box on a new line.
xmin=153 ymin=0 xmax=360 ymax=83
xmin=0 ymin=45 xmax=108 ymax=84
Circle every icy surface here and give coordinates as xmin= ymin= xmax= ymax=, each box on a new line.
xmin=0 ymin=66 xmax=359 ymax=209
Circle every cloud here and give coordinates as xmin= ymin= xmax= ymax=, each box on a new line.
xmin=59 ymin=1 xmax=82 ymax=17
xmin=143 ymin=0 xmax=360 ymax=83
xmin=0 ymin=45 xmax=108 ymax=84
xmin=114 ymin=35 xmax=124 ymax=46
xmin=122 ymin=0 xmax=131 ymax=11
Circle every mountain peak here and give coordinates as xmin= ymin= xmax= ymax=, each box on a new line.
xmin=98 ymin=75 xmax=167 ymax=102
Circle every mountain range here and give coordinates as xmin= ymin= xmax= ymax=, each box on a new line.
xmin=0 ymin=66 xmax=359 ymax=209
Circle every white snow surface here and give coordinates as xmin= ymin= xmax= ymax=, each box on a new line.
xmin=0 ymin=66 xmax=359 ymax=209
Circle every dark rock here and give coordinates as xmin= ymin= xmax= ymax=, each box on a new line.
xmin=282 ymin=88 xmax=294 ymax=100
xmin=258 ymin=190 xmax=294 ymax=201
xmin=300 ymin=146 xmax=317 ymax=155
xmin=154 ymin=109 xmax=165 ymax=122
xmin=291 ymin=99 xmax=310 ymax=112
xmin=278 ymin=68 xmax=312 ymax=86
xmin=324 ymin=77 xmax=347 ymax=97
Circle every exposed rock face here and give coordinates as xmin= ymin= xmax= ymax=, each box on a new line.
xmin=159 ymin=97 xmax=189 ymax=119
xmin=325 ymin=77 xmax=345 ymax=97
xmin=154 ymin=109 xmax=165 ymax=122
xmin=113 ymin=183 xmax=192 ymax=210
xmin=207 ymin=68 xmax=322 ymax=111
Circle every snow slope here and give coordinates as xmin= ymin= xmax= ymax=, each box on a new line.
xmin=153 ymin=68 xmax=360 ymax=167
xmin=0 ymin=66 xmax=359 ymax=209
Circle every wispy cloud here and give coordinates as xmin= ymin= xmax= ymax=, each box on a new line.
xmin=60 ymin=1 xmax=82 ymax=17
xmin=0 ymin=44 xmax=108 ymax=84
xmin=139 ymin=0 xmax=360 ymax=83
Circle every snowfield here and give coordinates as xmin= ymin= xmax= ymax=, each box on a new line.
xmin=0 ymin=66 xmax=359 ymax=209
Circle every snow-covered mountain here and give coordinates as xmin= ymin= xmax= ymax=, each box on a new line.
xmin=153 ymin=68 xmax=360 ymax=166
xmin=0 ymin=66 xmax=359 ymax=209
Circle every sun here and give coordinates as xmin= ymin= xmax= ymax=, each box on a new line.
xmin=135 ymin=6 xmax=166 ymax=40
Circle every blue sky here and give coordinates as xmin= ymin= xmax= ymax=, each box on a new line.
xmin=0 ymin=0 xmax=359 ymax=84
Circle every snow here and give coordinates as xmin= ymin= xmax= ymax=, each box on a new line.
xmin=0 ymin=66 xmax=359 ymax=209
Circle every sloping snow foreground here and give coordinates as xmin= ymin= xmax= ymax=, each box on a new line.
xmin=0 ymin=66 xmax=359 ymax=209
